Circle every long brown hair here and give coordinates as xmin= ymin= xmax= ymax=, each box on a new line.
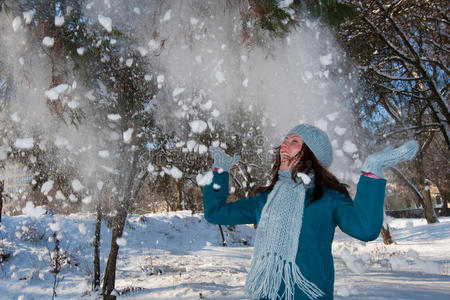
xmin=255 ymin=144 xmax=349 ymax=201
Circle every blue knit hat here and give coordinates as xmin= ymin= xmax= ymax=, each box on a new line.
xmin=287 ymin=124 xmax=333 ymax=168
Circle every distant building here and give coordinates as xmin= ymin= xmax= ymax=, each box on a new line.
xmin=2 ymin=161 xmax=33 ymax=202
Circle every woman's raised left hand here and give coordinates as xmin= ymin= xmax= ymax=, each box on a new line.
xmin=209 ymin=146 xmax=241 ymax=172
xmin=361 ymin=140 xmax=419 ymax=178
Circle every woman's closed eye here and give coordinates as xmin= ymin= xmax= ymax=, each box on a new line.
xmin=285 ymin=138 xmax=299 ymax=144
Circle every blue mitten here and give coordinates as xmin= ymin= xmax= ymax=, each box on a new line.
xmin=209 ymin=147 xmax=241 ymax=172
xmin=361 ymin=140 xmax=419 ymax=178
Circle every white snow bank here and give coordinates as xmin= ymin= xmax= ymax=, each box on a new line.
xmin=0 ymin=212 xmax=448 ymax=300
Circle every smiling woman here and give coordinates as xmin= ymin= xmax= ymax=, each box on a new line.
xmin=279 ymin=134 xmax=304 ymax=170
xmin=203 ymin=123 xmax=419 ymax=300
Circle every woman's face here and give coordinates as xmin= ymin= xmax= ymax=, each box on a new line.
xmin=279 ymin=133 xmax=304 ymax=170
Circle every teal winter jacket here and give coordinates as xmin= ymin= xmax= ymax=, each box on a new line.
xmin=203 ymin=171 xmax=386 ymax=300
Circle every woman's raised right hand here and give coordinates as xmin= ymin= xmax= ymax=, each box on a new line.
xmin=209 ymin=147 xmax=241 ymax=172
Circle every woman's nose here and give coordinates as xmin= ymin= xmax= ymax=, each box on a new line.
xmin=281 ymin=142 xmax=288 ymax=149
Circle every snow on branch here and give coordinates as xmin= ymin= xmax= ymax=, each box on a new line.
xmin=388 ymin=166 xmax=423 ymax=207
xmin=370 ymin=65 xmax=423 ymax=81
xmin=382 ymin=124 xmax=442 ymax=139
xmin=374 ymin=83 xmax=428 ymax=100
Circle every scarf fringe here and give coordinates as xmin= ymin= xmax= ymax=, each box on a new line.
xmin=245 ymin=253 xmax=325 ymax=300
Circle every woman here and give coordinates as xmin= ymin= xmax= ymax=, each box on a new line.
xmin=203 ymin=124 xmax=418 ymax=300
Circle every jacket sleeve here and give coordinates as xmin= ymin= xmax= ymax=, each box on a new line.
xmin=332 ymin=175 xmax=386 ymax=242
xmin=203 ymin=171 xmax=267 ymax=225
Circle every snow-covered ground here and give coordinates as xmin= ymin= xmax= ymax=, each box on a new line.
xmin=0 ymin=212 xmax=449 ymax=300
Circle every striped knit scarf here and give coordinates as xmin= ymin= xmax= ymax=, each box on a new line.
xmin=244 ymin=169 xmax=324 ymax=300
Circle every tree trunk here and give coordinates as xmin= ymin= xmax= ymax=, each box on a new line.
xmin=51 ymin=232 xmax=61 ymax=300
xmin=441 ymin=195 xmax=449 ymax=216
xmin=435 ymin=181 xmax=450 ymax=216
xmin=218 ymin=225 xmax=227 ymax=247
xmin=102 ymin=161 xmax=135 ymax=298
xmin=440 ymin=193 xmax=449 ymax=217
xmin=380 ymin=224 xmax=394 ymax=245
xmin=0 ymin=180 xmax=3 ymax=223
xmin=102 ymin=208 xmax=127 ymax=299
xmin=102 ymin=153 xmax=148 ymax=298
xmin=416 ymin=153 xmax=439 ymax=224
xmin=93 ymin=199 xmax=102 ymax=289
xmin=165 ymin=199 xmax=175 ymax=212
xmin=421 ymin=185 xmax=439 ymax=223
xmin=176 ymin=181 xmax=184 ymax=211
